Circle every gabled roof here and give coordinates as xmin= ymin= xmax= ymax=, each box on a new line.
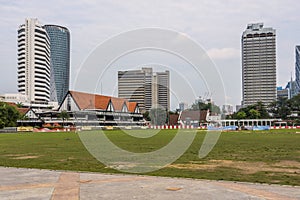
xmin=69 ymin=91 xmax=111 ymax=110
xmin=127 ymin=102 xmax=138 ymax=113
xmin=110 ymin=97 xmax=126 ymax=112
xmin=67 ymin=91 xmax=138 ymax=113
xmin=17 ymin=108 xmax=31 ymax=115
xmin=4 ymin=102 xmax=31 ymax=115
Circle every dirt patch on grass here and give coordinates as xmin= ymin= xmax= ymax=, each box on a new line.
xmin=58 ymin=157 xmax=76 ymax=162
xmin=168 ymin=160 xmax=300 ymax=174
xmin=273 ymin=160 xmax=300 ymax=168
xmin=12 ymin=155 xmax=40 ymax=160
xmin=4 ymin=154 xmax=41 ymax=160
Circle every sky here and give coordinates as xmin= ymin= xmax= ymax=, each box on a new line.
xmin=1 ymin=0 xmax=300 ymax=110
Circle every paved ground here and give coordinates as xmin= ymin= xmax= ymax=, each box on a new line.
xmin=0 ymin=167 xmax=299 ymax=200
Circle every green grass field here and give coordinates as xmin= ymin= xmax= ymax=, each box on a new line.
xmin=0 ymin=129 xmax=299 ymax=185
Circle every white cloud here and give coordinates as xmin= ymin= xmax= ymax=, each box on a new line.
xmin=207 ymin=48 xmax=240 ymax=60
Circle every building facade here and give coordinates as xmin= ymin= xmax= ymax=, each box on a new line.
xmin=152 ymin=71 xmax=170 ymax=111
xmin=44 ymin=25 xmax=70 ymax=104
xmin=17 ymin=18 xmax=51 ymax=103
xmin=276 ymin=86 xmax=289 ymax=99
xmin=118 ymin=68 xmax=152 ymax=112
xmin=179 ymin=102 xmax=188 ymax=112
xmin=0 ymin=93 xmax=28 ymax=104
xmin=222 ymin=104 xmax=234 ymax=115
xmin=118 ymin=68 xmax=170 ymax=112
xmin=242 ymin=23 xmax=277 ymax=107
xmin=295 ymin=46 xmax=300 ymax=95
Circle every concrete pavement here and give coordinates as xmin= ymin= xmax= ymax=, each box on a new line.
xmin=0 ymin=167 xmax=299 ymax=200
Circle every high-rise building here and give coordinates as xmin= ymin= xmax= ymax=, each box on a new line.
xmin=118 ymin=68 xmax=152 ymax=112
xmin=17 ymin=18 xmax=51 ymax=103
xmin=152 ymin=71 xmax=170 ymax=111
xmin=118 ymin=68 xmax=170 ymax=112
xmin=44 ymin=25 xmax=70 ymax=104
xmin=295 ymin=46 xmax=300 ymax=95
xmin=242 ymin=23 xmax=277 ymax=107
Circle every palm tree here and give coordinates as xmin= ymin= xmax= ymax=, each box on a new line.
xmin=59 ymin=111 xmax=70 ymax=127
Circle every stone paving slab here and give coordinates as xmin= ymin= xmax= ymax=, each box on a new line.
xmin=0 ymin=167 xmax=299 ymax=200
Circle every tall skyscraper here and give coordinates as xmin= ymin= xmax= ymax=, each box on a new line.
xmin=152 ymin=71 xmax=170 ymax=110
xmin=118 ymin=68 xmax=152 ymax=112
xmin=242 ymin=23 xmax=277 ymax=107
xmin=295 ymin=46 xmax=300 ymax=95
xmin=118 ymin=68 xmax=170 ymax=112
xmin=44 ymin=25 xmax=70 ymax=104
xmin=17 ymin=18 xmax=51 ymax=103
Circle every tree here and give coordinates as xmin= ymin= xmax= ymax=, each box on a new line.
xmin=0 ymin=102 xmax=21 ymax=129
xmin=289 ymin=94 xmax=300 ymax=115
xmin=268 ymin=97 xmax=290 ymax=119
xmin=190 ymin=100 xmax=221 ymax=114
xmin=236 ymin=111 xmax=246 ymax=119
xmin=231 ymin=102 xmax=269 ymax=119
xmin=255 ymin=101 xmax=269 ymax=118
xmin=59 ymin=111 xmax=70 ymax=127
xmin=143 ymin=111 xmax=151 ymax=121
xmin=16 ymin=102 xmax=23 ymax=108
xmin=149 ymin=108 xmax=167 ymax=125
xmin=249 ymin=109 xmax=260 ymax=119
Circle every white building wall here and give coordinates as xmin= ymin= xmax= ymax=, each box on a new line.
xmin=18 ymin=18 xmax=51 ymax=103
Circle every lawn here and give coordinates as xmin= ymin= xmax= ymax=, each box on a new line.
xmin=0 ymin=129 xmax=299 ymax=185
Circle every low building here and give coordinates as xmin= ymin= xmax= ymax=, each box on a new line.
xmin=57 ymin=91 xmax=143 ymax=127
xmin=179 ymin=110 xmax=209 ymax=127
xmin=18 ymin=91 xmax=144 ymax=128
xmin=0 ymin=93 xmax=28 ymax=103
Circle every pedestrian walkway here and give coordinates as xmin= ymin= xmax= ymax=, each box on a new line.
xmin=0 ymin=167 xmax=299 ymax=200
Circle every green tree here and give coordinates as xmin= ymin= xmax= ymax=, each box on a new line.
xmin=255 ymin=101 xmax=269 ymax=118
xmin=16 ymin=102 xmax=23 ymax=108
xmin=249 ymin=109 xmax=260 ymax=119
xmin=190 ymin=100 xmax=220 ymax=114
xmin=231 ymin=102 xmax=269 ymax=119
xmin=0 ymin=102 xmax=21 ymax=128
xmin=269 ymin=97 xmax=290 ymax=119
xmin=59 ymin=110 xmax=70 ymax=127
xmin=289 ymin=94 xmax=300 ymax=115
xmin=236 ymin=111 xmax=246 ymax=119
xmin=143 ymin=111 xmax=151 ymax=121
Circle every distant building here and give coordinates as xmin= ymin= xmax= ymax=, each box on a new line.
xmin=152 ymin=70 xmax=170 ymax=111
xmin=285 ymin=79 xmax=297 ymax=99
xmin=179 ymin=102 xmax=188 ymax=111
xmin=236 ymin=105 xmax=242 ymax=112
xmin=276 ymin=78 xmax=297 ymax=100
xmin=118 ymin=68 xmax=152 ymax=112
xmin=17 ymin=18 xmax=51 ymax=103
xmin=222 ymin=104 xmax=234 ymax=115
xmin=277 ymin=86 xmax=289 ymax=99
xmin=179 ymin=110 xmax=209 ymax=127
xmin=44 ymin=25 xmax=70 ymax=104
xmin=118 ymin=68 xmax=170 ymax=112
xmin=242 ymin=23 xmax=277 ymax=106
xmin=295 ymin=46 xmax=300 ymax=95
xmin=0 ymin=93 xmax=28 ymax=103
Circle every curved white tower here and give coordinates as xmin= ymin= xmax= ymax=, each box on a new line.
xmin=17 ymin=18 xmax=51 ymax=103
